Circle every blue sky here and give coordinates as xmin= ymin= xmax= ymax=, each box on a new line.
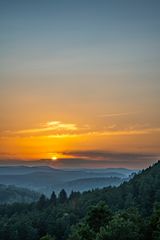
xmin=1 ymin=0 xmax=160 ymax=74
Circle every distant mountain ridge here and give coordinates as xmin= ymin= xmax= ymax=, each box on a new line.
xmin=0 ymin=161 xmax=159 ymax=240
xmin=64 ymin=176 xmax=124 ymax=192
xmin=0 ymin=165 xmax=137 ymax=194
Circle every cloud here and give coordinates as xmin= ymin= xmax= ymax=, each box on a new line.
xmin=45 ymin=121 xmax=77 ymax=130
xmin=46 ymin=127 xmax=160 ymax=139
xmin=4 ymin=120 xmax=78 ymax=135
xmin=61 ymin=150 xmax=160 ymax=161
xmin=52 ymin=150 xmax=160 ymax=168
xmin=0 ymin=150 xmax=159 ymax=169
xmin=1 ymin=120 xmax=160 ymax=139
xmin=99 ymin=112 xmax=137 ymax=118
xmin=51 ymin=158 xmax=159 ymax=169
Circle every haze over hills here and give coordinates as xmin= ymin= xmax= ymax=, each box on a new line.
xmin=0 ymin=184 xmax=40 ymax=204
xmin=0 ymin=165 xmax=137 ymax=195
xmin=65 ymin=177 xmax=124 ymax=192
xmin=0 ymin=161 xmax=159 ymax=240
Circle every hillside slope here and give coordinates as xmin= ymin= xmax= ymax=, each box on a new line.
xmin=0 ymin=161 xmax=159 ymax=240
xmin=0 ymin=184 xmax=40 ymax=203
xmin=78 ymin=161 xmax=160 ymax=215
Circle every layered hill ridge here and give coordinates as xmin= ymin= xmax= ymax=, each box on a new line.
xmin=0 ymin=165 xmax=136 ymax=194
xmin=0 ymin=161 xmax=159 ymax=240
xmin=77 ymin=161 xmax=160 ymax=215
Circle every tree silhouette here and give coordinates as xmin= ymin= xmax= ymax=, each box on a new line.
xmin=50 ymin=191 xmax=57 ymax=205
xmin=58 ymin=189 xmax=67 ymax=204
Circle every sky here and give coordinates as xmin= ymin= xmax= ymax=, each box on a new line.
xmin=0 ymin=0 xmax=160 ymax=169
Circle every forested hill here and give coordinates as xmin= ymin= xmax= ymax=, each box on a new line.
xmin=0 ymin=184 xmax=40 ymax=203
xmin=78 ymin=160 xmax=160 ymax=215
xmin=0 ymin=161 xmax=159 ymax=240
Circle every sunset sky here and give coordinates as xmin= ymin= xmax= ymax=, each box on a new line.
xmin=0 ymin=0 xmax=160 ymax=168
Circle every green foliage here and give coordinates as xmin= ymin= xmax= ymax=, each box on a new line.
xmin=86 ymin=201 xmax=112 ymax=232
xmin=101 ymin=211 xmax=143 ymax=240
xmin=149 ymin=203 xmax=160 ymax=240
xmin=0 ymin=161 xmax=159 ymax=240
xmin=58 ymin=189 xmax=68 ymax=204
xmin=69 ymin=205 xmax=144 ymax=240
xmin=50 ymin=191 xmax=57 ymax=205
xmin=0 ymin=184 xmax=40 ymax=204
xmin=68 ymin=201 xmax=112 ymax=239
xmin=37 ymin=194 xmax=47 ymax=210
xmin=40 ymin=234 xmax=55 ymax=240
xmin=68 ymin=223 xmax=96 ymax=240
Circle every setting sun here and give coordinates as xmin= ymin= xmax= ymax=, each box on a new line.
xmin=0 ymin=0 xmax=159 ymax=170
xmin=51 ymin=156 xmax=58 ymax=161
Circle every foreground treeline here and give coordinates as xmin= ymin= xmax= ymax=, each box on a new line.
xmin=0 ymin=161 xmax=160 ymax=240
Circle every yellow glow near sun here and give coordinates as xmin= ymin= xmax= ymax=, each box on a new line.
xmin=51 ymin=156 xmax=58 ymax=161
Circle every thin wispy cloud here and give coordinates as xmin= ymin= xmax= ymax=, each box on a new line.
xmin=99 ymin=112 xmax=137 ymax=118
xmin=2 ymin=124 xmax=160 ymax=139
xmin=47 ymin=127 xmax=160 ymax=139
xmin=45 ymin=121 xmax=77 ymax=130
xmin=52 ymin=150 xmax=160 ymax=168
xmin=4 ymin=121 xmax=78 ymax=135
xmin=61 ymin=150 xmax=160 ymax=161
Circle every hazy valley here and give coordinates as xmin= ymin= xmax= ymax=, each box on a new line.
xmin=0 ymin=165 xmax=137 ymax=197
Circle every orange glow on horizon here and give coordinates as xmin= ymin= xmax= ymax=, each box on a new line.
xmin=0 ymin=119 xmax=160 ymax=162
